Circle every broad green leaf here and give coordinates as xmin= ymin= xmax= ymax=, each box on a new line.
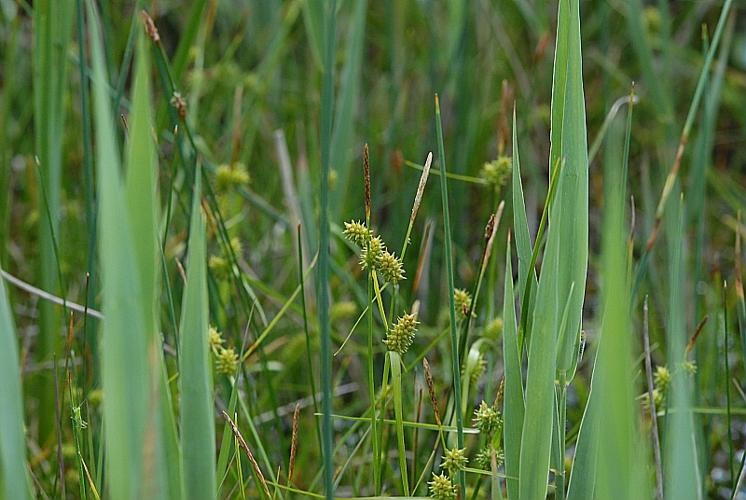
xmin=665 ymin=196 xmax=701 ymax=499
xmin=501 ymin=239 xmax=523 ymax=500
xmin=89 ymin=3 xmax=155 ymax=497
xmin=550 ymin=0 xmax=589 ymax=378
xmin=179 ymin=173 xmax=216 ymax=500
xmin=519 ymin=204 xmax=560 ymax=500
xmin=595 ymin=112 xmax=647 ymax=500
xmin=125 ymin=33 xmax=181 ymax=500
xmin=566 ymin=350 xmax=599 ymax=500
xmin=0 ymin=272 xmax=32 ymax=499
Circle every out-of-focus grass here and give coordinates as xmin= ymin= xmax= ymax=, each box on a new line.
xmin=0 ymin=1 xmax=745 ymax=498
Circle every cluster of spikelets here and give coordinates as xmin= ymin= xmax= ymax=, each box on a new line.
xmin=383 ymin=313 xmax=419 ymax=355
xmin=472 ymin=400 xmax=504 ymax=469
xmin=640 ymin=362 xmax=696 ymax=411
xmin=454 ymin=288 xmax=473 ymax=319
xmin=480 ymin=155 xmax=512 ymax=190
xmin=215 ymin=162 xmax=250 ymax=192
xmin=429 ymin=399 xmax=504 ymax=497
xmin=208 ymin=237 xmax=243 ymax=279
xmin=208 ymin=325 xmax=238 ymax=375
xmin=343 ymin=220 xmax=405 ymax=284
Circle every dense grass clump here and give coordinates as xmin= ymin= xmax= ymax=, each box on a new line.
xmin=1 ymin=1 xmax=746 ymax=499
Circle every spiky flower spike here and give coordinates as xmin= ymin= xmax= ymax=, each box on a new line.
xmin=378 ymin=249 xmax=405 ymax=284
xmin=384 ymin=313 xmax=418 ymax=354
xmin=442 ymin=447 xmax=468 ymax=476
xmin=476 ymin=445 xmax=504 ymax=469
xmin=208 ymin=325 xmax=225 ymax=350
xmin=454 ymin=288 xmax=473 ymax=318
xmin=360 ymin=236 xmax=384 ymax=270
xmin=480 ymin=155 xmax=512 ymax=189
xmin=343 ymin=220 xmax=372 ymax=247
xmin=473 ymin=400 xmax=502 ymax=436
xmin=215 ymin=347 xmax=238 ymax=375
xmin=428 ymin=472 xmax=457 ymax=500
xmin=654 ymin=365 xmax=671 ymax=392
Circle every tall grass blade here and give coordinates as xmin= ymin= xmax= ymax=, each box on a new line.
xmin=595 ymin=107 xmax=646 ymax=500
xmin=330 ymin=0 xmax=366 ymax=216
xmin=501 ymin=236 xmax=523 ymax=500
xmin=511 ymin=111 xmax=536 ymax=311
xmin=550 ymin=0 xmax=589 ymax=378
xmin=125 ymin=33 xmax=181 ymax=500
xmin=0 ymin=269 xmax=32 ymax=499
xmin=520 ymin=0 xmax=589 ymax=495
xmin=179 ymin=172 xmax=216 ymax=500
xmin=88 ymin=3 xmax=158 ymax=496
xmin=318 ymin=0 xmax=337 ymax=497
xmin=32 ymin=0 xmax=74 ymax=439
xmin=664 ymin=195 xmax=701 ymax=499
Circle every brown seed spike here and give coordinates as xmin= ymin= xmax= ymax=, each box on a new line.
xmin=363 ymin=143 xmax=371 ymax=221
xmin=422 ymin=357 xmax=442 ymax=426
xmin=140 ymin=10 xmax=160 ymax=43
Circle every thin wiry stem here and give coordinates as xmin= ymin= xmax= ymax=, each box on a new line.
xmin=642 ymin=296 xmax=663 ymax=500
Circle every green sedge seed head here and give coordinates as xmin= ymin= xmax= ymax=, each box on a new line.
xmin=208 ymin=325 xmax=225 ymax=350
xmin=682 ymin=360 xmax=697 ymax=375
xmin=384 ymin=313 xmax=418 ymax=354
xmin=454 ymin=288 xmax=473 ymax=318
xmin=442 ymin=447 xmax=468 ymax=476
xmin=230 ymin=236 xmax=243 ymax=256
xmin=378 ymin=250 xmax=405 ymax=284
xmin=360 ymin=236 xmax=384 ymax=270
xmin=209 ymin=255 xmax=231 ymax=279
xmin=483 ymin=317 xmax=503 ymax=339
xmin=216 ymin=163 xmax=250 ymax=192
xmin=473 ymin=400 xmax=502 ymax=436
xmin=428 ymin=472 xmax=457 ymax=500
xmin=481 ymin=156 xmax=512 ymax=188
xmin=654 ymin=365 xmax=671 ymax=392
xmin=343 ymin=220 xmax=372 ymax=247
xmin=215 ymin=347 xmax=238 ymax=375
xmin=476 ymin=446 xmax=504 ymax=470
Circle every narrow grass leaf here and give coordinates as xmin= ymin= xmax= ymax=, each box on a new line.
xmin=179 ymin=173 xmax=217 ymax=500
xmin=0 ymin=271 xmax=31 ymax=499
xmin=125 ymin=33 xmax=181 ymax=500
xmin=501 ymin=237 xmax=523 ymax=500
xmin=89 ymin=4 xmax=153 ymax=496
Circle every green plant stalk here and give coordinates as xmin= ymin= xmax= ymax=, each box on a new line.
xmin=389 ymin=351 xmax=410 ymax=495
xmin=434 ymin=93 xmax=466 ymax=494
xmin=75 ymin=0 xmax=98 ymax=388
xmin=33 ymin=0 xmax=73 ymax=440
xmin=318 ymin=0 xmax=337 ymax=497
xmin=297 ymin=226 xmax=324 ymax=463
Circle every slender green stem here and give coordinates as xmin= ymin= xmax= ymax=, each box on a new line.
xmin=435 ymin=94 xmax=466 ymax=494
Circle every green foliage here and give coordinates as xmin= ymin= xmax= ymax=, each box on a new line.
xmin=2 ymin=1 xmax=745 ymax=498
